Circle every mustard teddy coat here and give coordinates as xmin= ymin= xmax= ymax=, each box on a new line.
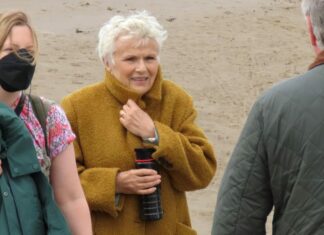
xmin=61 ymin=69 xmax=216 ymax=235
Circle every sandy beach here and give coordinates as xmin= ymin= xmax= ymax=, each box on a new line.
xmin=0 ymin=0 xmax=314 ymax=234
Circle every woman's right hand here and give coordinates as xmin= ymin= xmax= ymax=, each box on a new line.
xmin=0 ymin=160 xmax=2 ymax=175
xmin=116 ymin=169 xmax=161 ymax=195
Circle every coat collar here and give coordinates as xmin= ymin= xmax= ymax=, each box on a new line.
xmin=104 ymin=67 xmax=163 ymax=108
xmin=0 ymin=103 xmax=41 ymax=178
xmin=309 ymin=50 xmax=324 ymax=70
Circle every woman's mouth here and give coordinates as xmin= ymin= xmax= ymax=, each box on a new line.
xmin=131 ymin=76 xmax=148 ymax=81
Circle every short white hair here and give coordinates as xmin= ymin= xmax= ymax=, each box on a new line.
xmin=301 ymin=0 xmax=324 ymax=50
xmin=97 ymin=10 xmax=168 ymax=65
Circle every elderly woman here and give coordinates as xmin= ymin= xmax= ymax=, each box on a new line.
xmin=61 ymin=11 xmax=216 ymax=235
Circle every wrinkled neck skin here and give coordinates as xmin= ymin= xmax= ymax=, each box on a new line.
xmin=0 ymin=87 xmax=21 ymax=107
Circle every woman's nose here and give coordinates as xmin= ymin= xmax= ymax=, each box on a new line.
xmin=135 ymin=59 xmax=146 ymax=72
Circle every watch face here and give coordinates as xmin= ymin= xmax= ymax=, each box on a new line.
xmin=143 ymin=137 xmax=156 ymax=144
xmin=143 ymin=128 xmax=158 ymax=144
xmin=144 ymin=138 xmax=154 ymax=143
xmin=148 ymin=137 xmax=156 ymax=142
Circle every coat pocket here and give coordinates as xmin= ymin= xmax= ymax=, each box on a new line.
xmin=175 ymin=222 xmax=197 ymax=235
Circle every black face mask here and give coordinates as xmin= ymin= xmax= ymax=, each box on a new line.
xmin=0 ymin=48 xmax=35 ymax=92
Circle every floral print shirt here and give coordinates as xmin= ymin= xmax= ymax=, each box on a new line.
xmin=12 ymin=94 xmax=75 ymax=173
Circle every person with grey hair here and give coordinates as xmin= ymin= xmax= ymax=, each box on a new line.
xmin=61 ymin=10 xmax=216 ymax=235
xmin=212 ymin=0 xmax=324 ymax=234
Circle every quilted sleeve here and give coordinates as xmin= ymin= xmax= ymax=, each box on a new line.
xmin=212 ymin=100 xmax=273 ymax=235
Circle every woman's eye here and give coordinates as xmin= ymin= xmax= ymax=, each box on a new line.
xmin=146 ymin=56 xmax=156 ymax=61
xmin=2 ymin=48 xmax=13 ymax=52
xmin=125 ymin=57 xmax=136 ymax=61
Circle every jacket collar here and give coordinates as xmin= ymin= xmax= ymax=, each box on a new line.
xmin=309 ymin=50 xmax=324 ymax=70
xmin=0 ymin=103 xmax=41 ymax=178
xmin=104 ymin=67 xmax=163 ymax=108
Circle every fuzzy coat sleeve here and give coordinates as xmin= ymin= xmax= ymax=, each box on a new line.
xmin=152 ymin=92 xmax=216 ymax=192
xmin=61 ymin=97 xmax=124 ymax=217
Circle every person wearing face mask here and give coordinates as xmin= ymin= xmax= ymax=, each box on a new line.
xmin=0 ymin=48 xmax=35 ymax=92
xmin=61 ymin=10 xmax=216 ymax=235
xmin=0 ymin=11 xmax=92 ymax=235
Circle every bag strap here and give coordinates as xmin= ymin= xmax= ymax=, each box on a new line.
xmin=14 ymin=93 xmax=26 ymax=116
xmin=28 ymin=94 xmax=50 ymax=156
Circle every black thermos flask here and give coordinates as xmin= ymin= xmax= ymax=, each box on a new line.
xmin=135 ymin=148 xmax=163 ymax=221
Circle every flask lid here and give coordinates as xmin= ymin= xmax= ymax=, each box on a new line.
xmin=135 ymin=148 xmax=155 ymax=160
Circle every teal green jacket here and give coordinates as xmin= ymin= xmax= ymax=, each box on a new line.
xmin=0 ymin=102 xmax=71 ymax=235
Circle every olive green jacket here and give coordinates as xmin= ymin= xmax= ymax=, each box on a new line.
xmin=0 ymin=102 xmax=71 ymax=235
xmin=213 ymin=64 xmax=324 ymax=234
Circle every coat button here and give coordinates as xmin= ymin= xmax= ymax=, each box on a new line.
xmin=3 ymin=192 xmax=8 ymax=197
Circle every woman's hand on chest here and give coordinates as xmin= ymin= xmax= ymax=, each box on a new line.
xmin=119 ymin=99 xmax=155 ymax=139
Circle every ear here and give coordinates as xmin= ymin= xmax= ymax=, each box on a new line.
xmin=103 ymin=56 xmax=112 ymax=72
xmin=306 ymin=16 xmax=317 ymax=47
xmin=306 ymin=16 xmax=322 ymax=54
xmin=104 ymin=59 xmax=111 ymax=72
xmin=105 ymin=65 xmax=111 ymax=72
